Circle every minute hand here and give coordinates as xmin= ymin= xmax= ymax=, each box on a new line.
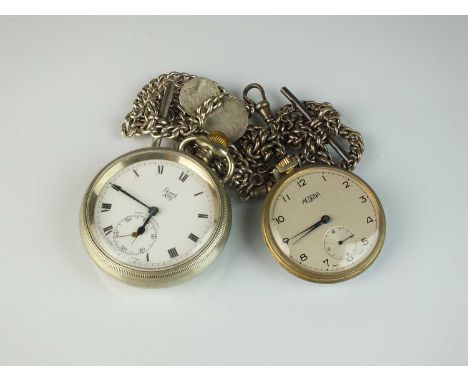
xmin=288 ymin=222 xmax=321 ymax=242
xmin=292 ymin=215 xmax=330 ymax=245
xmin=110 ymin=183 xmax=150 ymax=209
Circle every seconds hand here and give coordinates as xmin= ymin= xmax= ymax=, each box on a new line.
xmin=338 ymin=234 xmax=354 ymax=245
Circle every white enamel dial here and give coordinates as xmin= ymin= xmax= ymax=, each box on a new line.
xmin=266 ymin=166 xmax=384 ymax=278
xmin=91 ymin=159 xmax=218 ymax=269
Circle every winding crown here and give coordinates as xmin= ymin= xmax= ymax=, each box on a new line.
xmin=208 ymin=131 xmax=230 ymax=148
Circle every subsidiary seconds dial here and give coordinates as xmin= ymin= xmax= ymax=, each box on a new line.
xmin=323 ymin=226 xmax=357 ymax=261
xmin=113 ymin=214 xmax=158 ymax=256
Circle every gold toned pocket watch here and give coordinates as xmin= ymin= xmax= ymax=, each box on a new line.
xmin=231 ymin=84 xmax=386 ymax=283
xmin=80 ymin=73 xmax=247 ymax=287
xmin=262 ymin=160 xmax=385 ymax=283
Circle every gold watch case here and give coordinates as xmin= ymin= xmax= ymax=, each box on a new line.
xmin=261 ymin=165 xmax=386 ymax=283
xmin=80 ymin=146 xmax=231 ymax=287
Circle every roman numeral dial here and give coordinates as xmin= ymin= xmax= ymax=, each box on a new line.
xmin=94 ymin=158 xmax=217 ymax=270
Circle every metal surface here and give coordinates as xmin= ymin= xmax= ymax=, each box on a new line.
xmin=179 ymin=77 xmax=222 ymax=116
xmin=261 ymin=165 xmax=386 ymax=283
xmin=122 ymin=72 xmax=197 ymax=140
xmin=178 ymin=132 xmax=235 ymax=184
xmin=121 ymin=71 xmax=234 ymax=183
xmin=80 ymin=146 xmax=231 ymax=287
xmin=230 ymin=83 xmax=364 ymax=201
xmin=158 ymin=81 xmax=176 ymax=120
xmin=153 ymin=80 xmax=176 ymax=147
xmin=272 ymin=156 xmax=300 ymax=181
xmin=243 ymin=83 xmax=274 ymax=123
xmin=280 ymin=87 xmax=350 ymax=163
xmin=203 ymin=96 xmax=249 ymax=142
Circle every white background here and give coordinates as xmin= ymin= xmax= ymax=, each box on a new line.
xmin=0 ymin=16 xmax=467 ymax=365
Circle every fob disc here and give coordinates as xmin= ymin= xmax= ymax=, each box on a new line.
xmin=179 ymin=77 xmax=221 ymax=116
xmin=204 ymin=96 xmax=249 ymax=142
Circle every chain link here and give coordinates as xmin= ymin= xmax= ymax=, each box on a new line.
xmin=122 ymin=72 xmax=236 ymax=182
xmin=230 ymin=91 xmax=364 ymax=201
xmin=122 ymin=72 xmax=194 ymax=141
xmin=120 ymin=72 xmax=364 ymax=202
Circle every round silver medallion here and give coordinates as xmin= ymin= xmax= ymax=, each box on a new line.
xmin=203 ymin=96 xmax=249 ymax=142
xmin=179 ymin=77 xmax=248 ymax=142
xmin=179 ymin=77 xmax=221 ymax=115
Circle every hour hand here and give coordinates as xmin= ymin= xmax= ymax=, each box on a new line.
xmin=110 ymin=183 xmax=150 ymax=210
xmin=135 ymin=209 xmax=158 ymax=237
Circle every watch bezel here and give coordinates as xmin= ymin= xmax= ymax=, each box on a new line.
xmin=80 ymin=146 xmax=231 ymax=287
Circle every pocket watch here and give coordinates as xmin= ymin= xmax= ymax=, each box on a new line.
xmin=262 ymin=160 xmax=385 ymax=283
xmin=230 ymin=84 xmax=386 ymax=283
xmin=80 ymin=72 xmax=244 ymax=287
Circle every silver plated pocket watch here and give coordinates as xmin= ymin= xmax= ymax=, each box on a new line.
xmin=80 ymin=73 xmax=246 ymax=287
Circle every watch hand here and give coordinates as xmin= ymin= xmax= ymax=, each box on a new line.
xmin=291 ymin=221 xmax=322 ymax=244
xmin=286 ymin=215 xmax=330 ymax=242
xmin=115 ymin=232 xmax=138 ymax=238
xmin=287 ymin=221 xmax=323 ymax=242
xmin=110 ymin=183 xmax=150 ymax=210
xmin=132 ymin=208 xmax=159 ymax=244
xmin=292 ymin=215 xmax=330 ymax=245
xmin=338 ymin=234 xmax=355 ymax=245
xmin=136 ymin=215 xmax=153 ymax=235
